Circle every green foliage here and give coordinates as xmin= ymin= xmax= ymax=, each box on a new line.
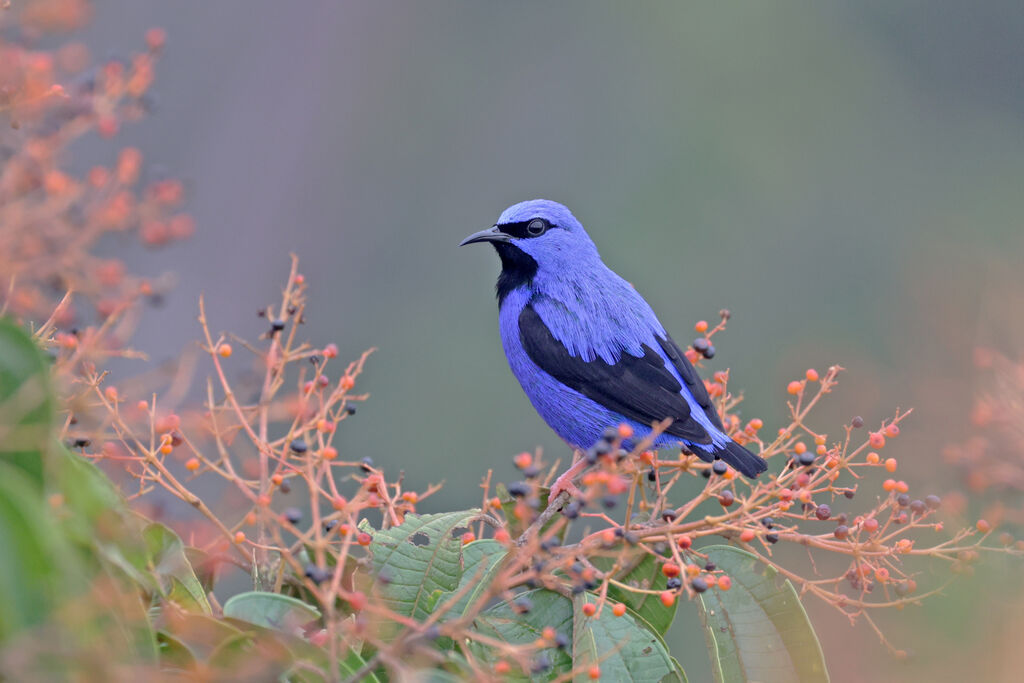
xmin=0 ymin=316 xmax=833 ymax=680
xmin=696 ymin=545 xmax=829 ymax=683
xmin=364 ymin=509 xmax=482 ymax=620
xmin=593 ymin=550 xmax=676 ymax=636
xmin=223 ymin=592 xmax=321 ymax=633
xmin=0 ymin=319 xmax=56 ymax=488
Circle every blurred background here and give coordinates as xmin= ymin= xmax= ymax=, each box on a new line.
xmin=48 ymin=1 xmax=1024 ymax=680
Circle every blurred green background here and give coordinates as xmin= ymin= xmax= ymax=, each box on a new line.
xmin=69 ymin=2 xmax=1024 ymax=680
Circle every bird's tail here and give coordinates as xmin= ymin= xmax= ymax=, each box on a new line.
xmin=717 ymin=440 xmax=768 ymax=478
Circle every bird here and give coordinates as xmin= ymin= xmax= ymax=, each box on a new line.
xmin=461 ymin=199 xmax=767 ymax=494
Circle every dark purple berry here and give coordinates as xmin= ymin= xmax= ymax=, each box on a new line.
xmin=666 ymin=577 xmax=682 ymax=590
xmin=507 ymin=482 xmax=529 ymax=498
xmin=852 ymin=416 xmax=864 ymax=428
xmin=691 ymin=577 xmax=708 ymax=593
xmin=290 ymin=438 xmax=308 ymax=454
xmin=834 ymin=525 xmax=849 ymax=539
xmin=896 ymin=493 xmax=910 ymax=507
xmin=909 ymin=499 xmax=927 ymax=514
xmin=815 ymin=504 xmax=832 ymax=521
xmin=925 ymin=494 xmax=941 ymax=510
xmin=304 ymin=564 xmax=330 ymax=584
xmin=283 ymin=507 xmax=302 ymax=524
xmin=766 ymin=533 xmax=779 ymax=544
xmin=712 ymin=460 xmax=728 ymax=475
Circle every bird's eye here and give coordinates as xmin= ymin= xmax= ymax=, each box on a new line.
xmin=527 ymin=218 xmax=549 ymax=236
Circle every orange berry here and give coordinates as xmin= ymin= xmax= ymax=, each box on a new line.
xmin=885 ymin=424 xmax=900 ymax=438
xmin=357 ymin=532 xmax=372 ymax=546
xmin=662 ymin=562 xmax=681 ymax=578
xmin=794 ymin=442 xmax=807 ymax=455
xmin=685 ymin=564 xmax=701 ymax=577
xmin=490 ymin=497 xmax=501 ymax=510
xmin=601 ymin=528 xmax=617 ymax=544
xmin=494 ymin=528 xmax=511 ymax=545
xmin=332 ymin=496 xmax=347 ymax=510
xmin=805 ymin=368 xmax=819 ymax=382
xmin=160 ymin=443 xmax=173 ymax=455
xmin=814 ymin=434 xmax=826 ymax=446
xmin=217 ymin=343 xmax=232 ymax=358
xmin=677 ymin=534 xmax=692 ymax=549
xmin=866 ymin=452 xmax=880 ymax=464
xmin=588 ymin=665 xmax=601 ymax=680
xmin=271 ymin=473 xmax=284 ymax=486
xmin=718 ymin=575 xmax=732 ymax=591
xmin=338 ymin=523 xmax=352 ymax=536
xmin=695 ymin=320 xmax=709 ymax=333
xmin=145 ymin=27 xmax=167 ymax=51
xmin=869 ymin=432 xmax=886 ymax=449
xmin=787 ymin=381 xmax=802 ymax=395
xmin=244 ymin=511 xmax=257 ymax=526
xmin=322 ymin=446 xmax=338 ymax=460
xmin=863 ymin=518 xmax=879 ymax=533
xmin=461 ymin=531 xmax=476 ymax=545
xmin=977 ymin=519 xmax=992 ymax=533
xmin=816 ymin=445 xmax=827 ymax=455
xmin=612 ymin=603 xmax=626 ymax=617
xmin=340 ymin=376 xmax=355 ymax=391
xmin=184 ymin=457 xmax=199 ymax=471
xmin=494 ymin=661 xmax=510 ymax=674
xmin=884 ymin=458 xmax=898 ymax=473
xmin=402 ymin=491 xmax=418 ymax=504
xmin=617 ymin=423 xmax=634 ymax=439
xmin=739 ymin=529 xmax=756 ymax=543
xmin=233 ymin=531 xmax=246 ymax=544
xmin=749 ymin=418 xmax=763 ymax=430
xmin=323 ymin=343 xmax=338 ymax=358
xmin=659 ymin=591 xmax=676 ymax=607
xmin=513 ymin=452 xmax=533 ymax=469
xmin=347 ymin=591 xmax=367 ymax=611
xmin=883 ymin=479 xmax=897 ymax=492
xmin=104 ymin=386 xmax=119 ymax=402
xmin=874 ymin=568 xmax=890 ymax=582
xmin=136 ymin=400 xmax=149 ymax=413
xmin=582 ymin=603 xmax=597 ymax=617
xmin=895 ymin=480 xmax=909 ymax=494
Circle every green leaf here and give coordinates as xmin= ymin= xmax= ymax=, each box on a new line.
xmin=0 ymin=318 xmax=55 ymax=489
xmin=223 ymin=591 xmax=321 ymax=633
xmin=436 ymin=539 xmax=507 ymax=619
xmin=471 ymin=588 xmax=574 ymax=680
xmin=572 ymin=592 xmax=679 ymax=683
xmin=142 ymin=523 xmax=212 ymax=613
xmin=366 ymin=510 xmax=481 ymax=621
xmin=0 ymin=462 xmax=82 ymax=642
xmin=697 ymin=545 xmax=829 ymax=683
xmin=593 ymin=550 xmax=677 ymax=636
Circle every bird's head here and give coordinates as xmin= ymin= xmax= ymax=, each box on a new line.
xmin=461 ymin=200 xmax=600 ymax=299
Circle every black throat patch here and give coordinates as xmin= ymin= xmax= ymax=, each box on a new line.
xmin=493 ymin=242 xmax=538 ymax=305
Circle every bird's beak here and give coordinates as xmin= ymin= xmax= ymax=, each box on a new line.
xmin=460 ymin=226 xmax=511 ymax=246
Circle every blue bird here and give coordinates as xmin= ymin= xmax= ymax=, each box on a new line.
xmin=461 ymin=199 xmax=767 ymax=492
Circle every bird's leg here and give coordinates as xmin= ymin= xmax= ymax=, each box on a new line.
xmin=548 ymin=450 xmax=588 ymax=502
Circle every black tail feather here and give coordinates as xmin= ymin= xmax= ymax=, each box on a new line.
xmin=718 ymin=441 xmax=768 ymax=478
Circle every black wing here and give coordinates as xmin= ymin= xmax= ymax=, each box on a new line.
xmin=656 ymin=334 xmax=726 ymax=432
xmin=519 ymin=305 xmax=712 ymax=444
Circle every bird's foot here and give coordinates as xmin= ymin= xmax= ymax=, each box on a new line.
xmin=548 ymin=457 xmax=589 ymax=502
